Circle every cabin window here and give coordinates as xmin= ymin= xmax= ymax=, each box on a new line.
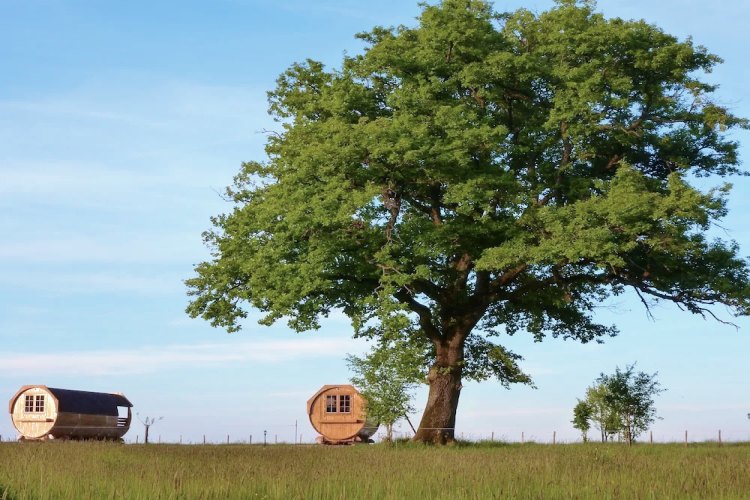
xmin=325 ymin=395 xmax=337 ymax=413
xmin=24 ymin=395 xmax=44 ymax=413
xmin=339 ymin=395 xmax=351 ymax=413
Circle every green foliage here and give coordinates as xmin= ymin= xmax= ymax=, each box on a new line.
xmin=575 ymin=365 xmax=664 ymax=444
xmin=186 ymin=0 xmax=750 ymax=429
xmin=347 ymin=339 xmax=423 ymax=441
xmin=597 ymin=364 xmax=665 ymax=445
xmin=584 ymin=383 xmax=623 ymax=442
xmin=571 ymin=399 xmax=593 ymax=442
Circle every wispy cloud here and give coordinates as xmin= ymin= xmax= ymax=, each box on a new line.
xmin=0 ymin=269 xmax=182 ymax=295
xmin=0 ymin=338 xmax=365 ymax=376
xmin=0 ymin=161 xmax=166 ymax=199
xmin=0 ymin=233 xmax=203 ymax=265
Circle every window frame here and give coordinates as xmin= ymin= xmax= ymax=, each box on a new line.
xmin=24 ymin=395 xmax=34 ymax=413
xmin=325 ymin=395 xmax=337 ymax=413
xmin=338 ymin=394 xmax=351 ymax=413
xmin=23 ymin=394 xmax=45 ymax=413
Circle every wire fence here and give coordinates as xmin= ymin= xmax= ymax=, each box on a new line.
xmin=2 ymin=427 xmax=749 ymax=445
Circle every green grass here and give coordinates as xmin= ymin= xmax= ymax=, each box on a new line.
xmin=1 ymin=441 xmax=749 ymax=499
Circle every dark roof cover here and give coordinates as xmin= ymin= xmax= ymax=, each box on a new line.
xmin=47 ymin=388 xmax=133 ymax=416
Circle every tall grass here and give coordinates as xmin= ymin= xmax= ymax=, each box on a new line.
xmin=1 ymin=441 xmax=749 ymax=499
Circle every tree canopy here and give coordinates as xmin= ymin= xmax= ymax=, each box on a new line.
xmin=186 ymin=0 xmax=750 ymax=443
xmin=574 ymin=364 xmax=664 ymax=444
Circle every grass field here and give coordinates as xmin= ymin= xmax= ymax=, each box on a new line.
xmin=1 ymin=441 xmax=749 ymax=499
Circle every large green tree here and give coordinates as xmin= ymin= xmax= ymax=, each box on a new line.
xmin=186 ymin=0 xmax=750 ymax=443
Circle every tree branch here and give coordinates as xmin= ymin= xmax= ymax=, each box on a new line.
xmin=394 ymin=289 xmax=441 ymax=340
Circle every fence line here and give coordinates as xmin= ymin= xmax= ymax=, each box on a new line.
xmin=2 ymin=429 xmax=748 ymax=445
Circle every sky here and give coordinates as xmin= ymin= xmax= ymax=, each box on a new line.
xmin=1 ymin=0 xmax=749 ymax=444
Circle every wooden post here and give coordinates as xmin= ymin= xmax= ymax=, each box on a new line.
xmin=491 ymin=431 xmax=494 ymax=442
xmin=275 ymin=434 xmax=278 ymax=444
xmin=203 ymin=435 xmax=206 ymax=445
xmin=521 ymin=431 xmax=524 ymax=444
xmin=685 ymin=430 xmax=688 ymax=446
xmin=263 ymin=430 xmax=267 ymax=446
xmin=650 ymin=431 xmax=653 ymax=444
xmin=295 ymin=420 xmax=298 ymax=445
xmin=553 ymin=431 xmax=556 ymax=445
xmin=249 ymin=435 xmax=252 ymax=445
xmin=136 ymin=435 xmax=139 ymax=444
xmin=227 ymin=434 xmax=230 ymax=444
xmin=718 ymin=430 xmax=722 ymax=445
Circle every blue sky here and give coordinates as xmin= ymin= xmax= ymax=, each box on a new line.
xmin=1 ymin=0 xmax=749 ymax=444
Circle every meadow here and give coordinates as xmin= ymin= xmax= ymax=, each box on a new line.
xmin=1 ymin=441 xmax=749 ymax=499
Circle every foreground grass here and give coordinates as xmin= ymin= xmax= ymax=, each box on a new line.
xmin=1 ymin=441 xmax=749 ymax=499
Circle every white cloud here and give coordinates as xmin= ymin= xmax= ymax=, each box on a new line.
xmin=0 ymin=161 xmax=164 ymax=198
xmin=0 ymin=234 xmax=202 ymax=265
xmin=0 ymin=338 xmax=365 ymax=376
xmin=0 ymin=75 xmax=272 ymax=210
xmin=0 ymin=270 xmax=181 ymax=295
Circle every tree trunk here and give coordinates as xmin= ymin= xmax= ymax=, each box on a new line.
xmin=385 ymin=423 xmax=393 ymax=442
xmin=413 ymin=339 xmax=463 ymax=444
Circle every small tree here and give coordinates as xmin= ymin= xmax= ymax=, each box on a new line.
xmin=598 ymin=364 xmax=664 ymax=446
xmin=575 ymin=364 xmax=664 ymax=445
xmin=347 ymin=338 xmax=424 ymax=442
xmin=571 ymin=399 xmax=592 ymax=442
xmin=585 ymin=383 xmax=622 ymax=442
xmin=137 ymin=414 xmax=163 ymax=444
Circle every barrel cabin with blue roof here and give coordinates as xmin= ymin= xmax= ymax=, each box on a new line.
xmin=8 ymin=385 xmax=133 ymax=441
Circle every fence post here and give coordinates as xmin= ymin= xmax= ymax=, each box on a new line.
xmin=684 ymin=430 xmax=688 ymax=447
xmin=718 ymin=430 xmax=722 ymax=446
xmin=521 ymin=432 xmax=524 ymax=444
xmin=249 ymin=435 xmax=252 ymax=445
xmin=203 ymin=435 xmax=206 ymax=445
xmin=553 ymin=431 xmax=556 ymax=445
xmin=227 ymin=434 xmax=230 ymax=444
xmin=649 ymin=431 xmax=653 ymax=444
xmin=491 ymin=431 xmax=494 ymax=442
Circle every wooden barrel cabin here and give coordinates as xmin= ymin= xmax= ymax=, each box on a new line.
xmin=8 ymin=385 xmax=133 ymax=441
xmin=307 ymin=384 xmax=379 ymax=444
